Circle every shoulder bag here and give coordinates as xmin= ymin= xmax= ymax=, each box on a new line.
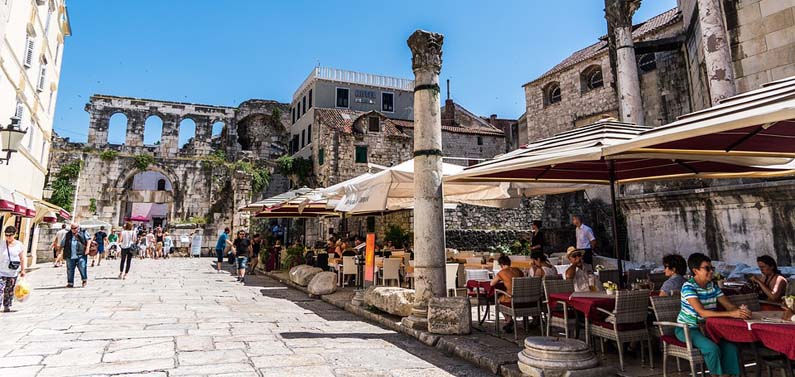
xmin=6 ymin=241 xmax=20 ymax=270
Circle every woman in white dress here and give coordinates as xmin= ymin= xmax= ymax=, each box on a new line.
xmin=190 ymin=229 xmax=203 ymax=258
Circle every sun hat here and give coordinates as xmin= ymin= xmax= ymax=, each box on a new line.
xmin=566 ymin=246 xmax=583 ymax=258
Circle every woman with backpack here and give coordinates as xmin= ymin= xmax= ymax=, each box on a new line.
xmin=118 ymin=222 xmax=137 ymax=280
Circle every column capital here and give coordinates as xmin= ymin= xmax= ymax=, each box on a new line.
xmin=407 ymin=30 xmax=444 ymax=75
xmin=604 ymin=0 xmax=641 ymax=28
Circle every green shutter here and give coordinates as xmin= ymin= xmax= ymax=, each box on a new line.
xmin=318 ymin=148 xmax=325 ymax=166
xmin=355 ymin=146 xmax=368 ymax=163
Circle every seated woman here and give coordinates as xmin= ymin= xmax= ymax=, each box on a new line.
xmin=677 ymin=252 xmax=751 ymax=377
xmin=491 ymin=254 xmax=524 ymax=333
xmin=660 ymin=254 xmax=687 ymax=296
xmin=750 ymin=255 xmax=788 ymax=303
xmin=530 ymin=251 xmax=557 ymax=278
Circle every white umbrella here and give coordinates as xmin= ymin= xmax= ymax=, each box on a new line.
xmin=78 ymin=217 xmax=112 ymax=230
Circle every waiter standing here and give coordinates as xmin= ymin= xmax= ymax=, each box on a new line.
xmin=529 ymin=220 xmax=546 ymax=254
xmin=571 ymin=215 xmax=596 ymax=268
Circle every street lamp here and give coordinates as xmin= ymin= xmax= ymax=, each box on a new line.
xmin=0 ymin=116 xmax=27 ymax=165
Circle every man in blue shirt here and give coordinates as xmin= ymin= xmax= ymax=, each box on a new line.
xmin=215 ymin=227 xmax=231 ymax=273
xmin=61 ymin=223 xmax=89 ymax=288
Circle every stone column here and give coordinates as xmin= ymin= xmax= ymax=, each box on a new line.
xmin=159 ymin=115 xmax=179 ymax=157
xmin=605 ymin=0 xmax=645 ymax=125
xmin=697 ymin=0 xmax=736 ymax=104
xmin=401 ymin=30 xmax=447 ymax=330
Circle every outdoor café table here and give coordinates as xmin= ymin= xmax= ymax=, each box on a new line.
xmin=705 ymin=312 xmax=795 ymax=376
xmin=466 ymin=279 xmax=505 ymax=325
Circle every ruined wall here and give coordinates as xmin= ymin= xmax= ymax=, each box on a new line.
xmin=621 ymin=180 xmax=795 ymax=265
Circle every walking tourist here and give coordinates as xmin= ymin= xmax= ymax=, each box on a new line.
xmin=750 ymin=255 xmax=788 ymax=303
xmin=564 ymin=247 xmax=591 ymax=292
xmin=233 ymin=230 xmax=252 ymax=282
xmin=491 ymin=254 xmax=524 ymax=333
xmin=62 ymin=223 xmax=89 ymax=288
xmin=107 ymin=229 xmax=119 ymax=259
xmin=163 ymin=232 xmax=172 ymax=259
xmin=530 ymin=220 xmax=546 ymax=254
xmin=190 ymin=228 xmax=202 ymax=258
xmin=215 ymin=227 xmax=231 ymax=273
xmin=1 ymin=226 xmax=26 ymax=312
xmin=571 ymin=215 xmax=596 ymax=268
xmin=659 ymin=254 xmax=687 ymax=296
xmin=676 ymin=252 xmax=750 ymax=376
xmin=529 ymin=251 xmax=557 ymax=278
xmin=91 ymin=225 xmax=108 ymax=267
xmin=118 ymin=222 xmax=136 ymax=280
xmin=136 ymin=233 xmax=147 ymax=260
xmin=51 ymin=223 xmax=68 ymax=268
xmin=249 ymin=233 xmax=262 ymax=274
xmin=146 ymin=230 xmax=156 ymax=259
xmin=155 ymin=227 xmax=164 ymax=259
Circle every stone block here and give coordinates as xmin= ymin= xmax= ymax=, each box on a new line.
xmin=427 ymin=297 xmax=471 ymax=335
xmin=765 ymin=25 xmax=795 ymax=50
xmin=307 ymin=271 xmax=337 ymax=296
xmin=760 ymin=0 xmax=795 ymax=18
xmin=289 ymin=265 xmax=322 ymax=286
xmin=763 ymin=8 xmax=795 ymax=33
xmin=363 ymin=286 xmax=415 ymax=317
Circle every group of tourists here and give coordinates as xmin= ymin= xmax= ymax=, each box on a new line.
xmin=213 ymin=227 xmax=272 ymax=283
xmin=133 ymin=225 xmax=173 ymax=260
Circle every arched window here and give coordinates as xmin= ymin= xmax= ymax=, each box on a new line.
xmin=543 ymin=82 xmax=562 ymax=106
xmin=581 ymin=65 xmax=604 ymax=92
xmin=108 ymin=112 xmax=128 ymax=145
xmin=212 ymin=121 xmax=224 ymax=138
xmin=157 ymin=179 xmax=166 ymax=191
xmin=639 ymin=53 xmax=657 ymax=73
xmin=143 ymin=115 xmax=163 ymax=146
xmin=178 ymin=118 xmax=196 ymax=149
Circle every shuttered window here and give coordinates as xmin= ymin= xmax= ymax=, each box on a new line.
xmin=37 ymin=63 xmax=47 ymax=91
xmin=318 ymin=148 xmax=325 ymax=166
xmin=355 ymin=146 xmax=367 ymax=163
xmin=24 ymin=34 xmax=35 ymax=68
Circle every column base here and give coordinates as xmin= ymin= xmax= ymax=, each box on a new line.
xmin=351 ymin=289 xmax=365 ymax=307
xmin=401 ymin=306 xmax=428 ymax=330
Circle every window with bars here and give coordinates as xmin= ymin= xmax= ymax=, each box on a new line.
xmin=336 ymin=88 xmax=349 ymax=108
xmin=23 ymin=34 xmax=35 ymax=68
xmin=355 ymin=145 xmax=367 ymax=163
xmin=382 ymin=92 xmax=394 ymax=112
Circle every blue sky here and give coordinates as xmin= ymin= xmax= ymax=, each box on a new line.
xmin=54 ymin=0 xmax=677 ymax=143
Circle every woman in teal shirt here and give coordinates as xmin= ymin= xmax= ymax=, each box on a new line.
xmin=676 ymin=253 xmax=751 ymax=377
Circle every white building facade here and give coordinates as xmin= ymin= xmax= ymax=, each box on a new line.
xmin=0 ymin=0 xmax=70 ymax=264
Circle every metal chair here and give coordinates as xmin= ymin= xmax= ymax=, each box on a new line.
xmin=446 ymin=263 xmax=460 ymax=296
xmin=650 ymin=295 xmax=705 ymax=377
xmin=466 ymin=269 xmax=492 ymax=323
xmin=542 ymin=279 xmax=576 ymax=338
xmin=380 ymin=258 xmax=401 ymax=287
xmin=590 ymin=289 xmax=653 ymax=372
xmin=495 ymin=276 xmax=543 ymax=340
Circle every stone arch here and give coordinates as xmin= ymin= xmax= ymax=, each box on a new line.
xmin=178 ymin=117 xmax=197 ymax=150
xmin=110 ymin=164 xmax=182 ymax=227
xmin=143 ymin=114 xmax=163 ymax=146
xmin=580 ymin=65 xmax=604 ymax=92
xmin=543 ymin=81 xmax=562 ymax=106
xmin=212 ymin=120 xmax=225 ymax=138
xmin=107 ymin=111 xmax=128 ymax=145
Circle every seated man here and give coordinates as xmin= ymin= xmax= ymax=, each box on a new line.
xmin=491 ymin=254 xmax=524 ymax=333
xmin=564 ymin=247 xmax=591 ymax=292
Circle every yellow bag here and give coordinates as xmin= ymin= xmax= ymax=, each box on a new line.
xmin=14 ymin=278 xmax=31 ymax=302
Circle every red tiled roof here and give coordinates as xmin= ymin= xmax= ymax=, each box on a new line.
xmin=314 ymin=108 xmax=505 ymax=137
xmin=524 ymin=7 xmax=681 ymax=86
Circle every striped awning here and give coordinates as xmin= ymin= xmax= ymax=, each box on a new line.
xmin=238 ymin=187 xmax=315 ymax=213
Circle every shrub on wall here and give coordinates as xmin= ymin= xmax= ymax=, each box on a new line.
xmin=99 ymin=150 xmax=118 ymax=161
xmin=133 ymin=154 xmax=155 ymax=170
xmin=50 ymin=160 xmax=84 ymax=211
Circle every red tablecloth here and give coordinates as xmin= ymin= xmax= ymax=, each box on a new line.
xmin=705 ymin=318 xmax=795 ymax=360
xmin=548 ymin=292 xmax=616 ymax=321
xmin=466 ymin=280 xmax=502 ymax=298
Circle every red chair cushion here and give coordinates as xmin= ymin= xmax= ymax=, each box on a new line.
xmin=661 ymin=334 xmax=687 ymax=347
xmin=592 ymin=320 xmax=646 ymax=331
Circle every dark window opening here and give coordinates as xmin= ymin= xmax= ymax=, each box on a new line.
xmin=297 ymin=102 xmax=301 ymax=118
xmin=336 ymin=88 xmax=349 ymax=108
xmin=318 ymin=148 xmax=325 ymax=166
xmin=477 ymin=136 xmax=483 ymax=145
xmin=237 ymin=122 xmax=253 ymax=151
xmin=291 ymin=134 xmax=299 ymax=154
xmin=157 ymin=179 xmax=166 ymax=191
xmin=291 ymin=107 xmax=295 ymax=123
xmin=582 ymin=66 xmax=604 ymax=92
xmin=307 ymin=124 xmax=312 ymax=143
xmin=302 ymin=96 xmax=307 ymax=115
xmin=639 ymin=53 xmax=657 ymax=72
xmin=355 ymin=145 xmax=368 ymax=163
xmin=301 ymin=129 xmax=306 ymax=148
xmin=368 ymin=116 xmax=380 ymax=132
xmin=308 ymin=89 xmax=313 ymax=109
xmin=544 ymin=82 xmax=562 ymax=105
xmin=382 ymin=92 xmax=394 ymax=112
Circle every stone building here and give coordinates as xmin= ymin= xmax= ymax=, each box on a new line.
xmin=43 ymin=95 xmax=290 ymax=256
xmin=521 ymin=0 xmax=795 ymax=265
xmin=0 ymin=0 xmax=71 ymax=265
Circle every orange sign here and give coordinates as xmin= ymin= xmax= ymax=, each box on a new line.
xmin=364 ymin=233 xmax=375 ymax=284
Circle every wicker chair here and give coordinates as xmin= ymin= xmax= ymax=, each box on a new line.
xmin=650 ymin=295 xmax=705 ymax=377
xmin=542 ymin=279 xmax=576 ymax=338
xmin=589 ymin=289 xmax=653 ymax=371
xmin=727 ymin=293 xmax=761 ymax=311
xmin=495 ymin=277 xmax=544 ymax=340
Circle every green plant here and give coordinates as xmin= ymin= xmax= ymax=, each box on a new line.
xmin=276 ymin=155 xmax=312 ymax=186
xmin=99 ymin=150 xmax=118 ymax=161
xmin=133 ymin=154 xmax=155 ymax=170
xmin=49 ymin=160 xmax=84 ymax=210
xmin=201 ymin=151 xmax=270 ymax=194
xmin=488 ymin=243 xmax=511 ymax=255
xmin=88 ymin=198 xmax=97 ymax=214
xmin=82 ymin=146 xmax=95 ymax=153
xmin=281 ymin=245 xmax=304 ymax=270
xmin=384 ymin=224 xmax=412 ymax=249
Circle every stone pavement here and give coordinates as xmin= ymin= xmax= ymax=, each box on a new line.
xmin=0 ymin=258 xmax=490 ymax=377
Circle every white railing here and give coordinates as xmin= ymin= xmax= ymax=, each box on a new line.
xmin=293 ymin=67 xmax=414 ymax=101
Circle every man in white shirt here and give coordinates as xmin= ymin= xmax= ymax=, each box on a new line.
xmin=572 ymin=214 xmax=596 ymax=267
xmin=51 ymin=224 xmax=69 ymax=268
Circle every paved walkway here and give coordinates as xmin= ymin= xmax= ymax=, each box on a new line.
xmin=0 ymin=258 xmax=489 ymax=377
